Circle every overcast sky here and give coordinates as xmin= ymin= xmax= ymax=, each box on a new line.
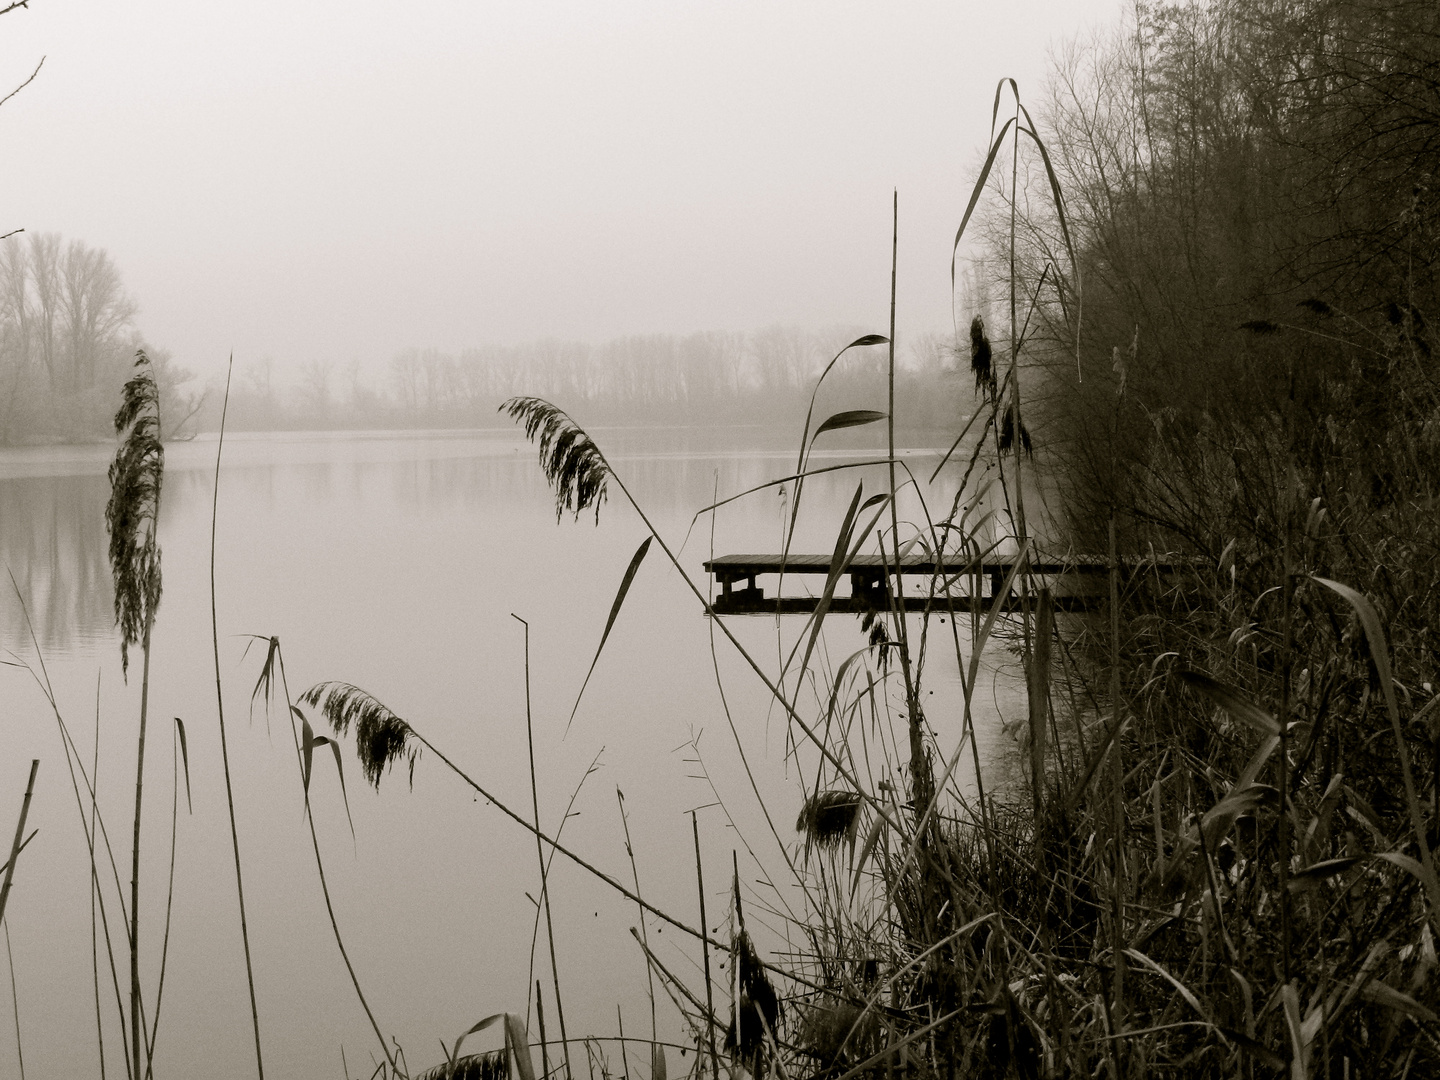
xmin=0 ymin=0 xmax=1120 ymax=382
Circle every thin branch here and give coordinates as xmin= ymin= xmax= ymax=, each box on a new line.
xmin=0 ymin=56 xmax=43 ymax=111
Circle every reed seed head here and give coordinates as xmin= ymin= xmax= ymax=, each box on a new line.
xmin=105 ymin=349 xmax=164 ymax=675
xmin=500 ymin=396 xmax=611 ymax=523
xmin=795 ymin=790 xmax=862 ymax=848
xmin=298 ymin=681 xmax=420 ymax=789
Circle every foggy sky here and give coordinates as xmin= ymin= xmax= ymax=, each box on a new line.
xmin=0 ymin=0 xmax=1119 ymax=383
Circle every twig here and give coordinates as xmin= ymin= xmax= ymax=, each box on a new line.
xmin=0 ymin=55 xmax=42 ymax=111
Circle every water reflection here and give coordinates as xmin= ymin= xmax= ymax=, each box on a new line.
xmin=0 ymin=428 xmax=1043 ymax=1080
xmin=0 ymin=472 xmax=115 ymax=656
xmin=0 ymin=430 xmax=981 ymax=652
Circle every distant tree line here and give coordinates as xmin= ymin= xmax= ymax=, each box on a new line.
xmin=218 ymin=327 xmax=969 ymax=435
xmin=0 ymin=233 xmax=196 ymax=445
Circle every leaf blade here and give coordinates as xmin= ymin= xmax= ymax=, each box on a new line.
xmin=1179 ymin=671 xmax=1281 ymax=737
xmin=812 ymin=410 xmax=887 ymax=440
xmin=569 ymin=535 xmax=652 ymax=732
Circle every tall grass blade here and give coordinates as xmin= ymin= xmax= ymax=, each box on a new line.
xmin=793 ymin=340 xmax=889 ymax=475
xmin=172 ymin=719 xmax=191 ymax=815
xmin=1312 ymin=576 xmax=1440 ymax=910
xmin=793 ymin=486 xmax=887 ymax=690
xmin=1177 ymin=672 xmax=1281 ymax=737
xmin=1358 ymin=980 xmax=1440 ymax=1024
xmin=1016 ymin=112 xmax=1076 ymax=274
xmin=570 ymin=536 xmax=651 ymax=731
xmin=949 ymin=117 xmax=1016 ymax=295
xmin=779 ymin=336 xmax=888 ymax=571
xmin=505 ymin=1013 xmax=538 ymax=1080
xmin=145 ymin=717 xmax=191 ymax=1080
xmin=299 ymin=712 xmax=355 ymax=838
xmin=1122 ymin=948 xmax=1222 ymax=1036
xmin=1026 ymin=590 xmax=1053 ymax=820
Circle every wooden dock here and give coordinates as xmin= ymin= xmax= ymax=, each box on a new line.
xmin=702 ymin=552 xmax=1190 ymax=615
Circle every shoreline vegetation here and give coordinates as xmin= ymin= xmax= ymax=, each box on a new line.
xmin=4 ymin=1 xmax=1439 ymax=1077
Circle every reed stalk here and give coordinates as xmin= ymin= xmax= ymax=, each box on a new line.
xmin=4 ymin=918 xmax=23 ymax=1080
xmin=691 ymin=811 xmax=717 ymax=1080
xmin=105 ymin=351 xmax=165 ymax=1080
xmin=210 ymin=354 xmax=266 ymax=1080
xmin=615 ymin=790 xmax=655 ymax=1048
xmin=91 ymin=678 xmax=107 ymax=1080
xmin=0 ymin=760 xmax=37 ymax=932
xmin=514 ymin=613 xmax=572 ymax=1080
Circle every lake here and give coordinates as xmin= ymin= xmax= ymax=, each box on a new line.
xmin=1 ymin=426 xmax=1039 ymax=1080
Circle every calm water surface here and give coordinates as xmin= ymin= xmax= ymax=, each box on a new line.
xmin=1 ymin=427 xmax=1035 ymax=1080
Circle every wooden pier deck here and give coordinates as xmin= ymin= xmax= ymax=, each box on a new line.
xmin=703 ymin=552 xmax=1189 ymax=615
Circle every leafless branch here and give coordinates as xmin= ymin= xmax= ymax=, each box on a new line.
xmin=0 ymin=55 xmax=44 ymax=111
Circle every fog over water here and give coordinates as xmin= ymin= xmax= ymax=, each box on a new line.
xmin=0 ymin=0 xmax=1118 ymax=380
xmin=2 ymin=428 xmax=1040 ymax=1080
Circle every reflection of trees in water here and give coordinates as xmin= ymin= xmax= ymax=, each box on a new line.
xmin=0 ymin=474 xmax=114 ymax=654
xmin=0 ymin=436 xmax=980 ymax=654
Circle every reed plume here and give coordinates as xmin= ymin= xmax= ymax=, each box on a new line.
xmin=104 ymin=349 xmax=165 ymax=1080
xmin=500 ymin=397 xmax=611 ymax=523
xmin=416 ymin=1050 xmax=507 ymax=1080
xmin=105 ymin=351 xmax=164 ymax=677
xmin=298 ymin=681 xmax=420 ymax=789
xmin=970 ymin=315 xmax=996 ymax=401
xmin=794 ymin=790 xmax=861 ymax=849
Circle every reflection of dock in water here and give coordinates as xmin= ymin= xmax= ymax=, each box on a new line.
xmin=703 ymin=552 xmax=1197 ymax=615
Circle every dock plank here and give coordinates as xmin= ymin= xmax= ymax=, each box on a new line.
xmin=702 ymin=551 xmax=1199 ymax=616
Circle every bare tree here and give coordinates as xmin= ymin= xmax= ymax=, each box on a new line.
xmin=299 ymin=358 xmax=335 ymax=417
